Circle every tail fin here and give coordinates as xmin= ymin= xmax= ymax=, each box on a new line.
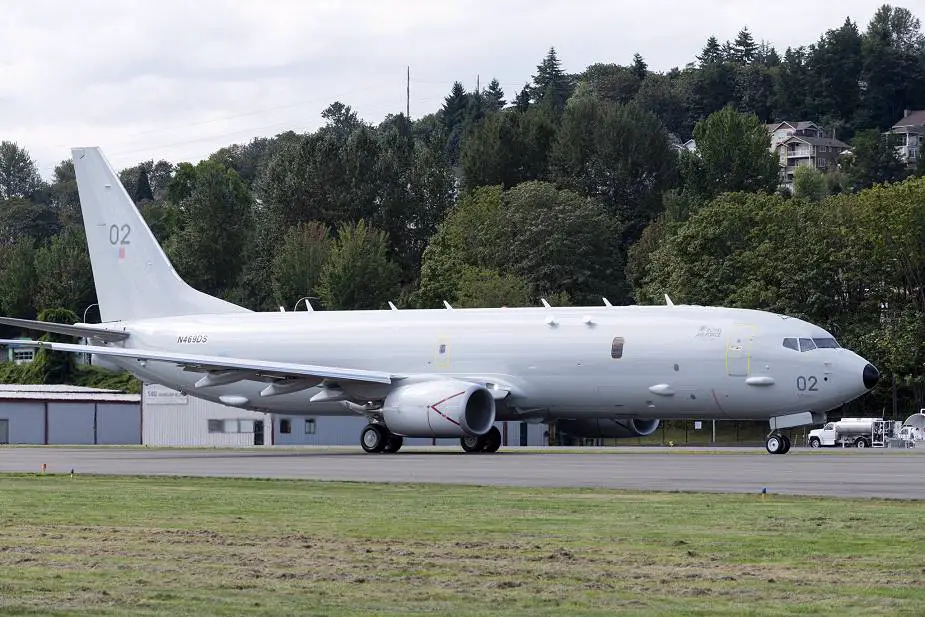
xmin=72 ymin=147 xmax=250 ymax=322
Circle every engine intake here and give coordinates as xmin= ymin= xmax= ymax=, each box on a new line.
xmin=558 ymin=418 xmax=660 ymax=439
xmin=382 ymin=379 xmax=496 ymax=438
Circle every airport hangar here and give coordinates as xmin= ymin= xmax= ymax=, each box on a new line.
xmin=0 ymin=383 xmax=548 ymax=447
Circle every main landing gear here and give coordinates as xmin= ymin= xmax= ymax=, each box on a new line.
xmin=460 ymin=426 xmax=502 ymax=454
xmin=765 ymin=433 xmax=792 ymax=455
xmin=360 ymin=424 xmax=403 ymax=454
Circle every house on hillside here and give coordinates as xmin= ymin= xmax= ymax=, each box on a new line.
xmin=766 ymin=121 xmax=823 ymax=150
xmin=775 ymin=133 xmax=850 ymax=187
xmin=888 ymin=109 xmax=925 ymax=165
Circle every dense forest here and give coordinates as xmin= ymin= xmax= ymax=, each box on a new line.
xmin=0 ymin=4 xmax=923 ymax=410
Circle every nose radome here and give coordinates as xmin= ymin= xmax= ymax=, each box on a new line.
xmin=863 ymin=364 xmax=880 ymax=390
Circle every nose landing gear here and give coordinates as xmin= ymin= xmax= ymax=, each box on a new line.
xmin=766 ymin=433 xmax=791 ymax=455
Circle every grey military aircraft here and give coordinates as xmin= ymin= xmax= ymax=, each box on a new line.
xmin=0 ymin=148 xmax=880 ymax=454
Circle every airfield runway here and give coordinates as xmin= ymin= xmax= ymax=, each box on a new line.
xmin=0 ymin=446 xmax=922 ymax=499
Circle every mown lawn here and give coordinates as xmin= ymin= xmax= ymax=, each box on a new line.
xmin=0 ymin=474 xmax=921 ymax=616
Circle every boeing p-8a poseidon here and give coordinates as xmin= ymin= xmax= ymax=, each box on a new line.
xmin=0 ymin=148 xmax=880 ymax=454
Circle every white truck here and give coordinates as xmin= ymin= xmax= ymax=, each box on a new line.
xmin=808 ymin=418 xmax=878 ymax=448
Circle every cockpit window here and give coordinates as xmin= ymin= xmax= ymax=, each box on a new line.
xmin=782 ymin=338 xmax=798 ymax=351
xmin=813 ymin=337 xmax=840 ymax=349
xmin=798 ymin=338 xmax=817 ymax=351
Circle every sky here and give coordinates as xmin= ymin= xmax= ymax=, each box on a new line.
xmin=0 ymin=0 xmax=906 ymax=178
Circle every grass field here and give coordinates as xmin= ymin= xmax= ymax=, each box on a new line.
xmin=0 ymin=475 xmax=922 ymax=616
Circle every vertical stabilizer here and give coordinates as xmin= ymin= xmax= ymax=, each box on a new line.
xmin=72 ymin=147 xmax=250 ymax=322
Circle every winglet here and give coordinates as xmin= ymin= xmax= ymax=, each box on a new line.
xmin=665 ymin=294 xmax=675 ymax=306
xmin=443 ymin=301 xmax=453 ymax=310
xmin=602 ymin=297 xmax=613 ymax=307
xmin=388 ymin=301 xmax=398 ymax=311
xmin=540 ymin=298 xmax=551 ymax=308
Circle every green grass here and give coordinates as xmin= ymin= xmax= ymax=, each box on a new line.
xmin=0 ymin=475 xmax=922 ymax=616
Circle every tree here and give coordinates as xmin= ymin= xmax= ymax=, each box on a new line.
xmin=22 ymin=308 xmax=81 ymax=385
xmin=731 ymin=27 xmax=758 ymax=64
xmin=551 ymin=98 xmax=677 ymax=243
xmin=632 ymin=73 xmax=686 ymax=137
xmin=0 ymin=199 xmax=60 ymax=246
xmin=681 ymin=106 xmax=780 ymax=202
xmin=415 ymin=183 xmax=627 ymax=307
xmin=271 ymin=221 xmax=330 ymax=309
xmin=483 ymin=78 xmax=506 ymax=112
xmin=772 ymin=47 xmax=810 ymax=120
xmin=0 ymin=238 xmax=36 ymax=318
xmin=454 ymin=267 xmax=533 ymax=308
xmin=0 ymin=142 xmax=41 ymax=200
xmin=841 ymin=129 xmax=907 ymax=189
xmin=321 ymin=101 xmax=362 ymax=138
xmin=579 ymin=63 xmax=643 ymax=105
xmin=317 ymin=220 xmax=401 ymax=310
xmin=32 ymin=227 xmax=95 ymax=314
xmin=858 ymin=5 xmax=925 ymax=129
xmin=805 ymin=18 xmax=863 ymax=126
xmin=460 ymin=107 xmax=556 ymax=190
xmin=49 ymin=160 xmax=81 ymax=222
xmin=167 ymin=160 xmax=253 ymax=297
xmin=531 ymin=47 xmax=574 ymax=114
xmin=793 ymin=166 xmax=828 ymax=202
xmin=631 ymin=53 xmax=648 ymax=81
xmin=698 ymin=36 xmax=723 ymax=65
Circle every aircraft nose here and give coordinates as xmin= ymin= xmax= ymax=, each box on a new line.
xmin=863 ymin=364 xmax=880 ymax=390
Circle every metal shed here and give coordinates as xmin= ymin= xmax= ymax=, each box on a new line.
xmin=0 ymin=385 xmax=141 ymax=445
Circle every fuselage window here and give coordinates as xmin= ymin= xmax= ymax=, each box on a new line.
xmin=798 ymin=338 xmax=817 ymax=352
xmin=782 ymin=338 xmax=798 ymax=351
xmin=611 ymin=337 xmax=624 ymax=359
xmin=813 ymin=337 xmax=839 ymax=349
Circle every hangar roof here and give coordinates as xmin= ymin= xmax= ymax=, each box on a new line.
xmin=0 ymin=384 xmax=140 ymax=403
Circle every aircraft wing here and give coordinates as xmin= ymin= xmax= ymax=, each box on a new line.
xmin=0 ymin=317 xmax=128 ymax=343
xmin=0 ymin=339 xmax=394 ymax=385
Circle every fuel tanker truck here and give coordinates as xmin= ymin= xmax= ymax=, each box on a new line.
xmin=808 ymin=418 xmax=877 ymax=448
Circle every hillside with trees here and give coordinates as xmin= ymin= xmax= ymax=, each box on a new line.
xmin=0 ymin=4 xmax=923 ymax=410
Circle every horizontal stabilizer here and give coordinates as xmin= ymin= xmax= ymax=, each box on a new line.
xmin=0 ymin=317 xmax=128 ymax=342
xmin=0 ymin=339 xmax=394 ymax=385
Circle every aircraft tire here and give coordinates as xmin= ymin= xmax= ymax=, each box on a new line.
xmin=383 ymin=434 xmax=404 ymax=454
xmin=765 ymin=435 xmax=785 ymax=455
xmin=483 ymin=426 xmax=502 ymax=453
xmin=461 ymin=435 xmax=486 ymax=453
xmin=361 ymin=424 xmax=388 ymax=453
xmin=780 ymin=435 xmax=791 ymax=454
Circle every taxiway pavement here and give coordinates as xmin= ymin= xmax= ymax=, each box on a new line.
xmin=0 ymin=446 xmax=921 ymax=499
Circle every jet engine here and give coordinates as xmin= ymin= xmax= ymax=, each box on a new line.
xmin=382 ymin=379 xmax=496 ymax=438
xmin=557 ymin=418 xmax=660 ymax=439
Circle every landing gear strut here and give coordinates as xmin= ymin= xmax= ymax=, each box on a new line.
xmin=766 ymin=433 xmax=791 ymax=455
xmin=360 ymin=424 xmax=403 ymax=454
xmin=460 ymin=426 xmax=502 ymax=453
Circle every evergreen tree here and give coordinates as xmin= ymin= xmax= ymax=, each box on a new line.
xmin=483 ymin=78 xmax=506 ymax=112
xmin=133 ymin=166 xmax=154 ymax=203
xmin=806 ymin=18 xmax=862 ymax=126
xmin=531 ymin=47 xmax=574 ymax=114
xmin=698 ymin=36 xmax=723 ymax=65
xmin=772 ymin=47 xmax=810 ymax=120
xmin=441 ymin=81 xmax=469 ymax=134
xmin=631 ymin=53 xmax=648 ymax=81
xmin=732 ymin=27 xmax=758 ymax=64
xmin=513 ymin=83 xmax=532 ymax=111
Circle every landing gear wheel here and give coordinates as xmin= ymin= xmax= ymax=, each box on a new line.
xmin=780 ymin=435 xmax=791 ymax=454
xmin=361 ymin=424 xmax=388 ymax=453
xmin=809 ymin=437 xmax=821 ymax=448
xmin=766 ymin=434 xmax=785 ymax=455
xmin=383 ymin=434 xmax=404 ymax=454
xmin=483 ymin=426 xmax=502 ymax=453
xmin=461 ymin=435 xmax=486 ymax=453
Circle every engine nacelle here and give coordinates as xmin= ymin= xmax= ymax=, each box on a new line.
xmin=557 ymin=418 xmax=660 ymax=439
xmin=382 ymin=379 xmax=496 ymax=438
